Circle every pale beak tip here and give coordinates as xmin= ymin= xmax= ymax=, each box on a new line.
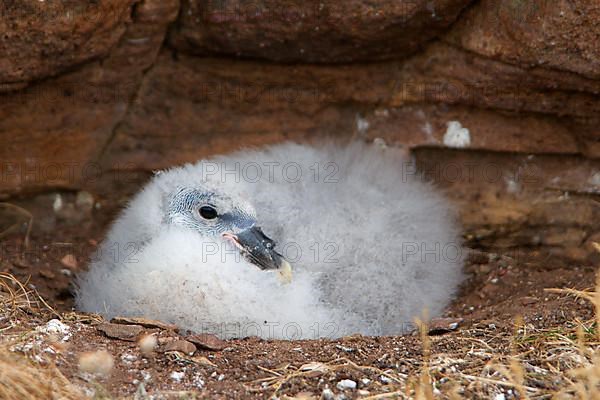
xmin=277 ymin=259 xmax=293 ymax=285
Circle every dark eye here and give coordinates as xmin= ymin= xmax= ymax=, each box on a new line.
xmin=199 ymin=205 xmax=218 ymax=220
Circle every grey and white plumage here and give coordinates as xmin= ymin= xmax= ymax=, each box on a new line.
xmin=76 ymin=141 xmax=464 ymax=339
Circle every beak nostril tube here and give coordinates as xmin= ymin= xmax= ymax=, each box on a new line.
xmin=224 ymin=226 xmax=287 ymax=271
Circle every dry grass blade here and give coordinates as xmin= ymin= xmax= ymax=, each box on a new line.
xmin=0 ymin=272 xmax=36 ymax=319
xmin=544 ymin=287 xmax=595 ymax=303
xmin=0 ymin=273 xmax=57 ymax=323
xmin=546 ymin=274 xmax=600 ymax=342
xmin=0 ymin=346 xmax=83 ymax=400
xmin=414 ymin=318 xmax=434 ymax=400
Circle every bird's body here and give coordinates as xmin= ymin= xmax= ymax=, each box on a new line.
xmin=76 ymin=141 xmax=464 ymax=339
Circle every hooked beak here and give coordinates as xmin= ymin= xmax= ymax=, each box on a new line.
xmin=222 ymin=226 xmax=288 ymax=271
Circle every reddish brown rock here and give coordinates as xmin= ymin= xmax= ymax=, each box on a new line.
xmin=2 ymin=0 xmax=599 ymax=198
xmin=428 ymin=317 xmax=463 ymax=335
xmin=187 ymin=333 xmax=227 ymax=351
xmin=541 ymin=227 xmax=588 ymax=247
xmin=38 ymin=269 xmax=55 ymax=279
xmin=60 ymin=254 xmax=78 ymax=270
xmin=163 ymin=339 xmax=197 ymax=355
xmin=97 ymin=323 xmax=143 ymax=341
xmin=100 ymin=45 xmax=597 ymax=172
xmin=415 ymin=145 xmax=600 ymax=199
xmin=0 ymin=1 xmax=133 ymax=86
xmin=415 ymin=147 xmax=600 ymax=263
xmin=170 ymin=0 xmax=472 ymax=62
xmin=393 ymin=42 xmax=600 ymax=118
xmin=0 ymin=0 xmax=178 ymax=197
xmin=99 ymin=51 xmax=362 ymax=170
xmin=111 ymin=316 xmax=179 ymax=332
xmin=446 ymin=0 xmax=600 ymax=79
xmin=0 ymin=0 xmax=599 ymax=267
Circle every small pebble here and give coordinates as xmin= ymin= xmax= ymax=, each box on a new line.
xmin=97 ymin=323 xmax=143 ymax=341
xmin=164 ymin=340 xmax=196 ymax=356
xmin=60 ymin=254 xmax=78 ymax=270
xmin=187 ymin=333 xmax=227 ymax=351
xmin=121 ymin=353 xmax=137 ymax=364
xmin=75 ymin=191 xmax=94 ymax=211
xmin=321 ymin=388 xmax=334 ymax=400
xmin=111 ymin=316 xmax=178 ymax=331
xmin=38 ymin=319 xmax=72 ymax=342
xmin=170 ymin=371 xmax=185 ymax=383
xmin=335 ymin=345 xmax=354 ymax=353
xmin=336 ymin=379 xmax=357 ymax=390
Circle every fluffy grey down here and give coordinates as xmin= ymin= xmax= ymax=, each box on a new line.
xmin=76 ymin=141 xmax=464 ymax=339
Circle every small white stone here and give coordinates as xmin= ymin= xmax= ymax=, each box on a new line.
xmin=170 ymin=371 xmax=185 ymax=383
xmin=321 ymin=388 xmax=335 ymax=400
xmin=336 ymin=379 xmax=357 ymax=390
xmin=443 ymin=121 xmax=471 ymax=148
xmin=193 ymin=373 xmax=205 ymax=388
xmin=335 ymin=344 xmax=354 ymax=353
xmin=141 ymin=370 xmax=151 ymax=382
xmin=356 ymin=115 xmax=370 ymax=134
xmin=373 ymin=138 xmax=388 ymax=150
xmin=52 ymin=194 xmax=63 ymax=212
xmin=361 ymin=378 xmax=371 ymax=386
xmin=422 ymin=121 xmax=433 ymax=137
xmin=38 ymin=319 xmax=71 ymax=341
xmin=75 ymin=191 xmax=94 ymax=210
xmin=589 ymin=172 xmax=600 ymax=187
xmin=121 ymin=353 xmax=137 ymax=364
xmin=380 ymin=375 xmax=392 ymax=384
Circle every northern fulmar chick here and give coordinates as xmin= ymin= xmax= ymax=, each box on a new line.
xmin=76 ymin=141 xmax=464 ymax=339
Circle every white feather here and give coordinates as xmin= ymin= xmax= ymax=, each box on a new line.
xmin=76 ymin=141 xmax=464 ymax=339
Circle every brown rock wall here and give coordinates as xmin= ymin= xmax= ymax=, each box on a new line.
xmin=169 ymin=0 xmax=472 ymax=62
xmin=0 ymin=0 xmax=599 ymax=260
xmin=0 ymin=0 xmax=133 ymax=88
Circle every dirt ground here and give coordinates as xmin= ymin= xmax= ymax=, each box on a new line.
xmin=0 ymin=191 xmax=597 ymax=399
